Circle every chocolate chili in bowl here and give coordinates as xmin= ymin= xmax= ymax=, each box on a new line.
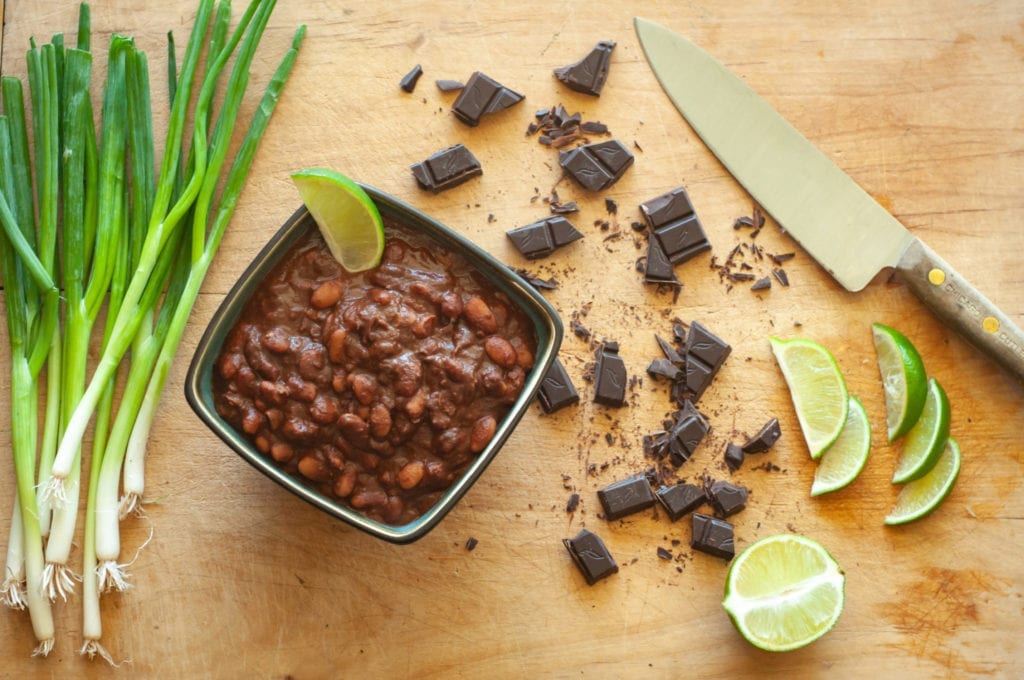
xmin=212 ymin=218 xmax=537 ymax=525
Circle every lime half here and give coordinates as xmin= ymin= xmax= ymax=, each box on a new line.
xmin=723 ymin=533 xmax=845 ymax=652
xmin=891 ymin=377 xmax=950 ymax=484
xmin=871 ymin=324 xmax=928 ymax=441
xmin=885 ymin=438 xmax=961 ymax=525
xmin=811 ymin=395 xmax=871 ymax=497
xmin=770 ymin=337 xmax=850 ymax=460
xmin=291 ymin=168 xmax=384 ymax=272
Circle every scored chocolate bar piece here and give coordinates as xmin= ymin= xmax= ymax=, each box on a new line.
xmin=691 ymin=513 xmax=735 ymax=560
xmin=564 ymin=529 xmax=619 ymax=585
xmin=598 ymin=474 xmax=656 ymax=521
xmin=593 ymin=341 xmax=627 ymax=407
xmin=656 ymin=482 xmax=706 ymax=521
xmin=553 ymin=40 xmax=616 ymax=96
xmin=399 ymin=64 xmax=423 ymax=93
xmin=667 ymin=400 xmax=710 ymax=466
xmin=559 ymin=139 xmax=634 ymax=192
xmin=741 ymin=417 xmax=782 ymax=453
xmin=706 ymin=480 xmax=749 ymax=518
xmin=452 ymin=71 xmax=524 ymax=127
xmin=537 ymin=357 xmax=579 ymax=413
xmin=643 ymin=237 xmax=679 ymax=285
xmin=506 ymin=216 xmax=583 ymax=260
xmin=410 ymin=144 xmax=482 ymax=194
xmin=640 ymin=187 xmax=711 ymax=265
xmin=682 ymin=321 xmax=731 ymax=402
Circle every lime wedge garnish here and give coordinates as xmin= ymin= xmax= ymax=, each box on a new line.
xmin=769 ymin=337 xmax=850 ymax=460
xmin=871 ymin=323 xmax=928 ymax=441
xmin=722 ymin=533 xmax=845 ymax=652
xmin=811 ymin=395 xmax=871 ymax=497
xmin=891 ymin=377 xmax=950 ymax=484
xmin=885 ymin=437 xmax=961 ymax=525
xmin=291 ymin=168 xmax=384 ymax=272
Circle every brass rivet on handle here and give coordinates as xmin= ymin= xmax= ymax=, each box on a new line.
xmin=927 ymin=268 xmax=946 ymax=286
xmin=982 ymin=316 xmax=1000 ymax=334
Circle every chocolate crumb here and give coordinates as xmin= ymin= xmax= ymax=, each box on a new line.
xmin=465 ymin=537 xmax=478 ymax=551
xmin=566 ymin=493 xmax=580 ymax=513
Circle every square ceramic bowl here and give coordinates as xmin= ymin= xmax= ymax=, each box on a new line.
xmin=185 ymin=184 xmax=563 ymax=544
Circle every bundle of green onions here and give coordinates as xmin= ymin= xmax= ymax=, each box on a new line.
xmin=0 ymin=0 xmax=304 ymax=659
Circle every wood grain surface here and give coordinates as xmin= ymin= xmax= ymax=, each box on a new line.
xmin=1 ymin=1 xmax=1022 ymax=677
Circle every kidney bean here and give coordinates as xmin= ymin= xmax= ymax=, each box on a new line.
xmin=411 ymin=314 xmax=436 ymax=338
xmin=484 ymin=336 xmax=517 ymax=368
xmin=259 ymin=380 xmax=290 ymax=406
xmin=509 ymin=336 xmax=534 ymax=369
xmin=382 ymin=241 xmax=405 ymax=262
xmin=404 ymin=390 xmax=426 ymax=421
xmin=397 ymin=460 xmax=425 ymax=489
xmin=270 ymin=442 xmax=293 ymax=462
xmin=490 ymin=302 xmax=508 ymax=328
xmin=286 ymin=376 xmax=317 ymax=403
xmin=244 ymin=345 xmax=280 ymax=381
xmin=350 ymin=490 xmax=388 ymax=510
xmin=327 ymin=329 xmax=347 ymax=363
xmin=323 ymin=444 xmax=345 ymax=470
xmin=463 ymin=296 xmax=498 ymax=334
xmin=470 ymin=415 xmax=497 ymax=453
xmin=261 ymin=327 xmax=290 ymax=353
xmin=242 ymin=407 xmax=265 ymax=435
xmin=331 ymin=370 xmax=347 ymax=394
xmin=425 ymin=460 xmax=450 ymax=484
xmin=298 ymin=344 xmax=327 ymax=381
xmin=254 ymin=433 xmax=271 ymax=454
xmin=435 ymin=427 xmax=468 ymax=455
xmin=310 ymin=279 xmax=344 ymax=309
xmin=439 ymin=291 xmax=462 ymax=320
xmin=442 ymin=357 xmax=474 ymax=383
xmin=337 ymin=412 xmax=369 ymax=439
xmin=265 ymin=408 xmax=284 ymax=430
xmin=369 ymin=288 xmax=393 ymax=305
xmin=297 ymin=455 xmax=327 ymax=480
xmin=282 ymin=417 xmax=318 ymax=441
xmin=349 ymin=373 xmax=377 ymax=405
xmin=218 ymin=352 xmax=243 ymax=380
xmin=310 ymin=394 xmax=340 ymax=425
xmin=334 ymin=465 xmax=357 ymax=497
xmin=382 ymin=496 xmax=404 ymax=523
xmin=390 ymin=356 xmax=422 ymax=397
xmin=369 ymin=403 xmax=392 ymax=439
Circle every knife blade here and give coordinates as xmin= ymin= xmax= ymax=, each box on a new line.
xmin=634 ymin=17 xmax=1024 ymax=383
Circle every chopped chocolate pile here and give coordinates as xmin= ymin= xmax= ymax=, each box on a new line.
xmin=645 ymin=320 xmax=731 ymax=407
xmin=559 ymin=139 xmax=634 ymax=192
xmin=553 ymin=40 xmax=616 ymax=96
xmin=451 ymin=71 xmax=524 ymax=127
xmin=399 ymin=64 xmax=423 ymax=93
xmin=712 ymin=204 xmax=796 ymax=292
xmin=564 ymin=529 xmax=619 ymax=585
xmin=643 ymin=399 xmax=710 ymax=467
xmin=537 ymin=357 xmax=579 ymax=414
xmin=506 ymin=216 xmax=583 ymax=260
xmin=637 ymin=186 xmax=710 ymax=285
xmin=410 ymin=143 xmax=482 ymax=193
xmin=597 ymin=473 xmax=656 ymax=520
xmin=526 ymin=104 xmax=611 ymax=149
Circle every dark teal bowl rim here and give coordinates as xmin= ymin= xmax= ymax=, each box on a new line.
xmin=184 ymin=184 xmax=563 ymax=544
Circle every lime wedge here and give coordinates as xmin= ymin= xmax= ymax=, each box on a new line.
xmin=871 ymin=324 xmax=928 ymax=441
xmin=291 ymin=168 xmax=384 ymax=272
xmin=885 ymin=437 xmax=960 ymax=525
xmin=891 ymin=377 xmax=950 ymax=484
xmin=811 ymin=395 xmax=871 ymax=497
xmin=722 ymin=533 xmax=845 ymax=652
xmin=769 ymin=337 xmax=850 ymax=460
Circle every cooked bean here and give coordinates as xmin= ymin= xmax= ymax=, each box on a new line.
xmin=405 ymin=390 xmax=426 ymax=421
xmin=259 ymin=380 xmax=290 ymax=406
xmin=337 ymin=413 xmax=369 ymax=439
xmin=310 ymin=279 xmax=344 ymax=309
xmin=463 ymin=296 xmax=498 ymax=334
xmin=470 ymin=415 xmax=497 ymax=453
xmin=382 ymin=496 xmax=404 ymax=523
xmin=254 ymin=434 xmax=271 ymax=454
xmin=327 ymin=329 xmax=347 ymax=363
xmin=298 ymin=344 xmax=327 ymax=381
xmin=242 ymin=407 xmax=264 ymax=434
xmin=369 ymin=288 xmax=393 ymax=305
xmin=297 ymin=455 xmax=327 ymax=480
xmin=350 ymin=490 xmax=388 ymax=510
xmin=334 ymin=466 xmax=357 ymax=497
xmin=282 ymin=417 xmax=318 ymax=441
xmin=310 ymin=394 xmax=340 ymax=424
xmin=369 ymin=404 xmax=392 ymax=439
xmin=397 ymin=460 xmax=425 ymax=489
xmin=261 ymin=328 xmax=290 ymax=353
xmin=218 ymin=352 xmax=243 ymax=380
xmin=349 ymin=373 xmax=377 ymax=405
xmin=265 ymin=408 xmax=284 ymax=430
xmin=411 ymin=314 xmax=436 ymax=338
xmin=509 ymin=336 xmax=534 ymax=369
xmin=439 ymin=291 xmax=462 ymax=320
xmin=484 ymin=336 xmax=517 ymax=368
xmin=270 ymin=442 xmax=293 ymax=462
xmin=323 ymin=445 xmax=345 ymax=470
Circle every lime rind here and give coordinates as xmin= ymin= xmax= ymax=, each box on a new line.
xmin=811 ymin=395 xmax=871 ymax=497
xmin=885 ymin=438 xmax=961 ymax=525
xmin=769 ymin=337 xmax=850 ymax=460
xmin=891 ymin=377 xmax=950 ymax=484
xmin=723 ymin=533 xmax=845 ymax=652
xmin=291 ymin=168 xmax=385 ymax=273
xmin=871 ymin=323 xmax=928 ymax=442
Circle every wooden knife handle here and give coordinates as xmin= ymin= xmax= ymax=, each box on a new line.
xmin=897 ymin=238 xmax=1024 ymax=384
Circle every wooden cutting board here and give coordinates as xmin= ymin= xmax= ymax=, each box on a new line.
xmin=2 ymin=1 xmax=1022 ymax=677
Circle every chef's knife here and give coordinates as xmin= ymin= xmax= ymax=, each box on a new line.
xmin=634 ymin=17 xmax=1024 ymax=383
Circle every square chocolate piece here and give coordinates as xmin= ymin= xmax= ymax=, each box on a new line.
xmin=640 ymin=187 xmax=710 ymax=265
xmin=656 ymin=482 xmax=706 ymax=521
xmin=598 ymin=474 xmax=656 ymax=520
xmin=553 ymin=40 xmax=616 ymax=96
xmin=506 ymin=216 xmax=583 ymax=260
xmin=691 ymin=513 xmax=735 ymax=560
xmin=452 ymin=71 xmax=524 ymax=127
xmin=410 ymin=144 xmax=482 ymax=193
xmin=564 ymin=529 xmax=619 ymax=585
xmin=559 ymin=139 xmax=634 ymax=192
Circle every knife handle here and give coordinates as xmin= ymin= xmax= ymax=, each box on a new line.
xmin=896 ymin=238 xmax=1024 ymax=383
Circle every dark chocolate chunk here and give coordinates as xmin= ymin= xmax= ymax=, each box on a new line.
xmin=605 ymin=198 xmax=618 ymax=214
xmin=742 ymin=418 xmax=782 ymax=454
xmin=666 ymin=400 xmax=710 ymax=466
xmin=772 ymin=268 xmax=790 ymax=286
xmin=410 ymin=144 xmax=482 ymax=194
xmin=640 ymin=186 xmax=711 ymax=265
xmin=646 ymin=358 xmax=681 ymax=382
xmin=724 ymin=442 xmax=746 ymax=472
xmin=399 ymin=64 xmax=423 ymax=93
xmin=566 ymin=492 xmax=580 ymax=513
xmin=505 ymin=216 xmax=583 ymax=260
xmin=657 ymin=546 xmax=672 ymax=560
xmin=465 ymin=536 xmax=478 ymax=551
xmin=549 ymin=200 xmax=580 ymax=215
xmin=656 ymin=482 xmax=706 ymax=521
xmin=655 ymin=334 xmax=684 ymax=365
xmin=691 ymin=513 xmax=735 ymax=560
xmin=559 ymin=139 xmax=634 ymax=192
xmin=537 ymin=357 xmax=579 ymax=413
xmin=593 ymin=342 xmax=627 ymax=407
xmin=597 ymin=474 xmax=656 ymax=520
xmin=553 ymin=40 xmax=616 ymax=96
xmin=435 ymin=79 xmax=465 ymax=92
xmin=643 ymin=237 xmax=678 ymax=285
xmin=451 ymin=71 xmax=524 ymax=127
xmin=514 ymin=269 xmax=559 ymax=291
xmin=751 ymin=276 xmax=771 ymax=291
xmin=580 ymin=120 xmax=609 ymax=134
xmin=564 ymin=529 xmax=619 ymax=585
xmin=706 ymin=480 xmax=749 ymax=518
xmin=681 ymin=321 xmax=731 ymax=401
